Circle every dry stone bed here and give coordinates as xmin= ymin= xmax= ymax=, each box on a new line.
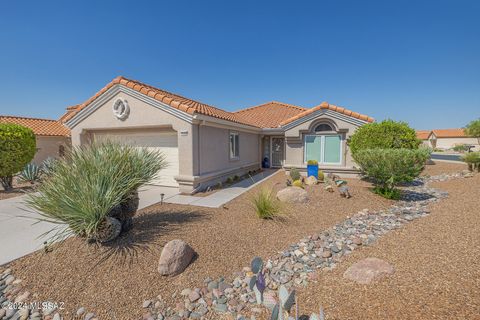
xmin=0 ymin=171 xmax=472 ymax=320
xmin=140 ymin=172 xmax=470 ymax=320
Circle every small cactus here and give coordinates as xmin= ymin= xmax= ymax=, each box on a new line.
xmin=250 ymin=257 xmax=265 ymax=304
xmin=271 ymin=285 xmax=325 ymax=320
xmin=292 ymin=180 xmax=303 ymax=188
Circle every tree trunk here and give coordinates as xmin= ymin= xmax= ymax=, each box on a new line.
xmin=0 ymin=176 xmax=13 ymax=191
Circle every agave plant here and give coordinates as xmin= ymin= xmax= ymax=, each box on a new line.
xmin=41 ymin=157 xmax=59 ymax=178
xmin=17 ymin=163 xmax=42 ymax=184
xmin=25 ymin=141 xmax=167 ymax=243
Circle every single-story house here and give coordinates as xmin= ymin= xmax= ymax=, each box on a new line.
xmin=63 ymin=76 xmax=374 ymax=193
xmin=417 ymin=129 xmax=479 ymax=151
xmin=0 ymin=115 xmax=70 ymax=165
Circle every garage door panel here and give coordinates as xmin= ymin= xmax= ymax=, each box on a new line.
xmin=92 ymin=131 xmax=179 ymax=187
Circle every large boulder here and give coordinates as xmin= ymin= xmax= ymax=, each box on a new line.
xmin=276 ymin=186 xmax=308 ymax=203
xmin=158 ymin=239 xmax=196 ymax=276
xmin=343 ymin=257 xmax=394 ymax=284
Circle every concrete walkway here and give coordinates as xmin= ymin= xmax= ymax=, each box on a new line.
xmin=0 ymin=170 xmax=276 ymax=265
xmin=165 ymin=169 xmax=278 ymax=208
xmin=0 ymin=186 xmax=179 ymax=266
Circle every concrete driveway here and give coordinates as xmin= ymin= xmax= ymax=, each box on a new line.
xmin=0 ymin=185 xmax=178 ymax=266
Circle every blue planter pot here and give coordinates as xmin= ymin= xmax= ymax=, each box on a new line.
xmin=307 ymin=164 xmax=319 ymax=178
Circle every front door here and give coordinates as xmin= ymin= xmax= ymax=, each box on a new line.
xmin=271 ymin=137 xmax=285 ymax=167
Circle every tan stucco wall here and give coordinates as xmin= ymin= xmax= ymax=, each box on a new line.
xmin=284 ymin=114 xmax=362 ymax=175
xmin=433 ymin=137 xmax=479 ymax=150
xmin=197 ymin=125 xmax=260 ymax=175
xmin=33 ymin=136 xmax=70 ymax=165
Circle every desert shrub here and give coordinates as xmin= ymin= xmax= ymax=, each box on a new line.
xmin=292 ymin=180 xmax=303 ymax=188
xmin=0 ymin=123 xmax=36 ymax=190
xmin=289 ymin=168 xmax=301 ymax=181
xmin=318 ymin=170 xmax=325 ymax=181
xmin=17 ymin=163 xmax=42 ymax=184
xmin=349 ymin=120 xmax=420 ymax=155
xmin=251 ymin=188 xmax=281 ymax=219
xmin=307 ymin=159 xmax=318 ymax=165
xmin=226 ymin=176 xmax=234 ymax=184
xmin=465 ymin=119 xmax=480 ymax=145
xmin=233 ymin=175 xmax=239 ymax=181
xmin=452 ymin=144 xmax=469 ymax=152
xmin=462 ymin=152 xmax=480 ymax=172
xmin=354 ymin=148 xmax=431 ymax=199
xmin=26 ymin=141 xmax=166 ymax=242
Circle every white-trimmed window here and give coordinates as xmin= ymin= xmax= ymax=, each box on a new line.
xmin=229 ymin=132 xmax=239 ymax=159
xmin=304 ymin=134 xmax=342 ymax=165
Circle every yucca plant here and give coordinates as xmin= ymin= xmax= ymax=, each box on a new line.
xmin=462 ymin=152 xmax=480 ymax=172
xmin=251 ymin=188 xmax=281 ymax=219
xmin=17 ymin=163 xmax=42 ymax=184
xmin=25 ymin=141 xmax=167 ymax=243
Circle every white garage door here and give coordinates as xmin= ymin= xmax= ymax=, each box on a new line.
xmin=93 ymin=130 xmax=179 ymax=187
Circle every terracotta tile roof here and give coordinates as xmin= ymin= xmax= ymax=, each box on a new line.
xmin=64 ymin=76 xmax=373 ymax=129
xmin=63 ymin=76 xmax=251 ymax=126
xmin=0 ymin=115 xmax=70 ymax=136
xmin=234 ymin=101 xmax=306 ymax=128
xmin=431 ymin=128 xmax=467 ymax=138
xmin=280 ymin=101 xmax=374 ymax=126
xmin=59 ymin=104 xmax=81 ymax=123
xmin=416 ymin=130 xmax=432 ymax=140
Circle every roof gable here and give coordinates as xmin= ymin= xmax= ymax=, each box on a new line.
xmin=63 ymin=76 xmax=253 ymax=127
xmin=280 ymin=102 xmax=374 ymax=126
xmin=416 ymin=130 xmax=431 ymax=140
xmin=234 ymin=101 xmax=306 ymax=128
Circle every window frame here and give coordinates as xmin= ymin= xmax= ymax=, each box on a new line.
xmin=304 ymin=133 xmax=343 ymax=165
xmin=229 ymin=131 xmax=240 ymax=160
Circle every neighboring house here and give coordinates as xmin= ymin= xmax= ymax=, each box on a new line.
xmin=63 ymin=76 xmax=374 ymax=193
xmin=417 ymin=129 xmax=479 ymax=151
xmin=416 ymin=130 xmax=432 ymax=147
xmin=0 ymin=115 xmax=70 ymax=165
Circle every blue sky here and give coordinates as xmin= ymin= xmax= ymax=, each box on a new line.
xmin=0 ymin=0 xmax=478 ymax=129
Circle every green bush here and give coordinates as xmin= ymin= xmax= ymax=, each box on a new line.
xmin=26 ymin=141 xmax=166 ymax=242
xmin=251 ymin=188 xmax=281 ymax=219
xmin=349 ymin=120 xmax=420 ymax=155
xmin=354 ymin=148 xmax=431 ymax=199
xmin=462 ymin=152 xmax=480 ymax=172
xmin=0 ymin=123 xmax=36 ymax=190
xmin=307 ymin=159 xmax=318 ymax=165
xmin=452 ymin=144 xmax=469 ymax=152
xmin=465 ymin=119 xmax=480 ymax=145
xmin=289 ymin=168 xmax=301 ymax=181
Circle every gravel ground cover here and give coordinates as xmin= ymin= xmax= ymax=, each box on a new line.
xmin=4 ymin=171 xmax=391 ymax=319
xmin=293 ymin=164 xmax=480 ymax=319
xmin=421 ymin=161 xmax=467 ymax=176
xmin=0 ymin=180 xmax=35 ymax=200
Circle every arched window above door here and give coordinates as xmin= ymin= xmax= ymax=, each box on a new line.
xmin=314 ymin=123 xmax=333 ymax=132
